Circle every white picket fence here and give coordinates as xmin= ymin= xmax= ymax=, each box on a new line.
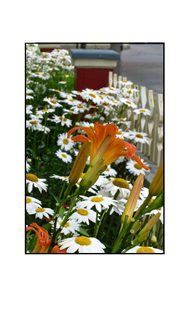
xmin=108 ymin=71 xmax=163 ymax=167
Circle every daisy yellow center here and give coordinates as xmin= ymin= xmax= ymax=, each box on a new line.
xmin=63 ymin=138 xmax=69 ymax=145
xmin=80 ymin=173 xmax=86 ymax=178
xmin=113 ymin=178 xmax=129 ymax=189
xmin=75 ymin=236 xmax=92 ymax=246
xmin=134 ymin=163 xmax=143 ymax=170
xmin=50 ymin=100 xmax=57 ymax=104
xmin=26 ymin=197 xmax=32 ymax=203
xmin=109 ymin=88 xmax=114 ymax=90
xmin=77 ymin=105 xmax=84 ymax=108
xmin=91 ymin=197 xmax=104 ymax=202
xmin=137 ymin=247 xmax=155 ymax=253
xmin=140 ymin=110 xmax=146 ymax=113
xmin=90 ymin=113 xmax=96 ymax=116
xmin=89 ymin=125 xmax=94 ymax=130
xmin=59 ymin=117 xmax=67 ymax=121
xmin=26 ymin=173 xmax=38 ymax=182
xmin=26 ymin=105 xmax=28 ymax=108
xmin=117 ymin=131 xmax=122 ymax=135
xmin=77 ymin=209 xmax=89 ymax=216
xmin=122 ymin=81 xmax=127 ymax=83
xmin=89 ymin=93 xmax=96 ymax=98
xmin=106 ymin=168 xmax=110 ymax=171
xmin=77 ymin=91 xmax=82 ymax=93
xmin=99 ymin=96 xmax=104 ymax=99
xmin=136 ymin=134 xmax=144 ymax=138
xmin=62 ymin=176 xmax=68 ymax=178
xmin=62 ymin=154 xmax=67 ymax=158
xmin=112 ymin=101 xmax=117 ymax=103
xmin=35 ymin=208 xmax=45 ymax=212
xmin=64 ymin=221 xmax=70 ymax=227
xmin=69 ymin=99 xmax=75 ymax=102
xmin=127 ymin=90 xmax=132 ymax=94
xmin=120 ymin=119 xmax=125 ymax=122
xmin=126 ymin=101 xmax=131 ymax=104
xmin=42 ymin=108 xmax=48 ymax=112
xmin=30 ymin=121 xmax=38 ymax=125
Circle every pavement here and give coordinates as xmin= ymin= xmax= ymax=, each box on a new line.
xmin=120 ymin=43 xmax=164 ymax=95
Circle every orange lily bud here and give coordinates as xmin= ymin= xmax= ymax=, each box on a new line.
xmin=121 ymin=174 xmax=144 ymax=228
xmin=149 ymin=161 xmax=163 ymax=196
xmin=69 ymin=140 xmax=91 ymax=186
xmin=51 ymin=245 xmax=67 ymax=253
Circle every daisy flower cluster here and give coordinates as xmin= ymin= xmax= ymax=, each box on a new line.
xmin=26 ymin=43 xmax=163 ymax=254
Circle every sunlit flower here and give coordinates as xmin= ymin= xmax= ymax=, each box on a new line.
xmin=26 ymin=173 xmax=48 ymax=193
xmin=26 ymin=196 xmax=42 ymax=213
xmin=68 ymin=122 xmax=149 ymax=170
xmin=71 ymin=207 xmax=97 ymax=225
xmin=57 ymin=133 xmax=75 ymax=150
xmin=77 ymin=195 xmax=117 ymax=213
xmin=29 ymin=206 xmax=54 ymax=219
xmin=58 ymin=236 xmax=106 ymax=253
xmin=55 ymin=149 xmax=72 ymax=163
xmin=124 ymin=246 xmax=163 ymax=253
xmin=126 ymin=158 xmax=149 ymax=176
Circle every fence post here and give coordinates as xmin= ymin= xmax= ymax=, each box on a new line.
xmin=143 ymin=90 xmax=155 ymax=159
xmin=151 ymin=94 xmax=163 ymax=166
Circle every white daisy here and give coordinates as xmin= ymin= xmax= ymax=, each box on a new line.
xmin=50 ymin=114 xmax=72 ymax=127
xmin=26 ymin=161 xmax=31 ymax=172
xmin=124 ymin=246 xmax=163 ymax=253
xmin=63 ymin=97 xmax=81 ymax=106
xmin=26 ymin=105 xmax=33 ymax=114
xmin=26 ymin=173 xmax=48 ymax=193
xmin=26 ymin=94 xmax=34 ymax=100
xmin=128 ymin=130 xmax=150 ymax=145
xmin=126 ymin=159 xmax=149 ymax=176
xmin=26 ymin=196 xmax=42 ymax=213
xmin=119 ymin=97 xmax=137 ymax=109
xmin=80 ymin=88 xmax=102 ymax=104
xmin=55 ymin=150 xmax=72 ymax=163
xmin=109 ymin=198 xmax=127 ymax=215
xmin=58 ymin=80 xmax=66 ymax=84
xmin=43 ymin=97 xmax=62 ymax=108
xmin=77 ymin=195 xmax=117 ymax=213
xmin=100 ymin=177 xmax=132 ymax=200
xmin=101 ymin=165 xmax=117 ymax=177
xmin=57 ymin=133 xmax=75 ymax=150
xmin=29 ymin=207 xmax=54 ymax=219
xmin=58 ymin=236 xmax=106 ymax=253
xmin=100 ymin=87 xmax=120 ymax=94
xmin=70 ymin=104 xmax=87 ymax=114
xmin=117 ymin=80 xmax=133 ymax=87
xmin=26 ymin=119 xmax=42 ymax=132
xmin=57 ymin=218 xmax=80 ymax=235
xmin=37 ymin=107 xmax=55 ymax=115
xmin=50 ymin=174 xmax=69 ymax=182
xmin=70 ymin=207 xmax=97 ymax=225
xmin=133 ymin=108 xmax=151 ymax=116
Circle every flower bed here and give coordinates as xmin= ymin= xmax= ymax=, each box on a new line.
xmin=26 ymin=44 xmax=164 ymax=254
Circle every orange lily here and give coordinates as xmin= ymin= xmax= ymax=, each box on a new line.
xmin=26 ymin=223 xmax=51 ymax=253
xmin=67 ymin=122 xmax=149 ymax=170
xmin=51 ymin=245 xmax=67 ymax=253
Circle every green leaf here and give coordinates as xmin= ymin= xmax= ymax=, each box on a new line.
xmin=79 ymin=227 xmax=90 ymax=237
xmin=142 ymin=190 xmax=163 ymax=215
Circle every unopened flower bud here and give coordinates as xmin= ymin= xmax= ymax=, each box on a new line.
xmin=150 ymin=235 xmax=157 ymax=243
xmin=149 ymin=161 xmax=163 ymax=196
xmin=27 ymin=158 xmax=32 ymax=163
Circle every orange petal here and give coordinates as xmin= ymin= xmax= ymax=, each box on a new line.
xmin=71 ymin=135 xmax=89 ymax=143
xmin=51 ymin=245 xmax=67 ymax=253
xmin=94 ymin=122 xmax=118 ymax=149
xmin=124 ymin=141 xmax=136 ymax=158
xmin=131 ymin=154 xmax=149 ymax=170
xmin=103 ymin=138 xmax=126 ymax=166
